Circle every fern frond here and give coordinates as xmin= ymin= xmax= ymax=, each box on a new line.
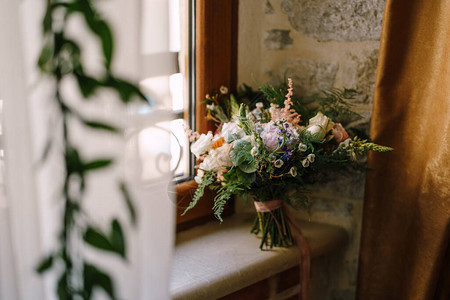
xmin=213 ymin=183 xmax=244 ymax=222
xmin=181 ymin=174 xmax=215 ymax=216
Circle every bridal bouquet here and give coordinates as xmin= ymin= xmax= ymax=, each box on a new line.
xmin=183 ymin=79 xmax=392 ymax=250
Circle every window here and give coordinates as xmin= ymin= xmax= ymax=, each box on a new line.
xmin=175 ymin=0 xmax=239 ymax=231
xmin=136 ymin=0 xmax=238 ymax=230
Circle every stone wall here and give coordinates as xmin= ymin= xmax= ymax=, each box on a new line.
xmin=237 ymin=1 xmax=385 ymax=299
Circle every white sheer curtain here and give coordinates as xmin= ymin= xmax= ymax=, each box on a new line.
xmin=0 ymin=0 xmax=175 ymax=299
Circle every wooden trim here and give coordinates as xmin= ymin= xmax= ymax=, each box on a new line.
xmin=176 ymin=0 xmax=238 ymax=231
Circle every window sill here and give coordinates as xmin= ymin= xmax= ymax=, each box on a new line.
xmin=169 ymin=213 xmax=347 ymax=300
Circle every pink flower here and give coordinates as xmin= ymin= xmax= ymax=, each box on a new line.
xmin=260 ymin=121 xmax=298 ymax=152
xmin=332 ymin=123 xmax=350 ymax=144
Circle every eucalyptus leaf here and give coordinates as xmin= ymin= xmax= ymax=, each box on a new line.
xmin=230 ymin=139 xmax=253 ymax=166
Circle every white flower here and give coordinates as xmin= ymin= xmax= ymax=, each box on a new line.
xmin=307 ymin=153 xmax=315 ymax=163
xmin=298 ymin=143 xmax=308 ymax=152
xmin=255 ymin=102 xmax=264 ymax=109
xmin=194 ymin=169 xmax=205 ymax=184
xmin=190 ymin=132 xmax=213 ymax=158
xmin=206 ymin=103 xmax=215 ymax=111
xmin=302 ymin=159 xmax=310 ymax=168
xmin=198 ymin=143 xmax=232 ymax=171
xmin=290 ymin=167 xmax=297 ymax=177
xmin=306 ymin=112 xmax=335 ymax=140
xmin=274 ymin=159 xmax=284 ymax=168
xmin=220 ymin=85 xmax=228 ymax=94
xmin=339 ymin=138 xmax=352 ymax=149
xmin=250 ymin=147 xmax=258 ymax=157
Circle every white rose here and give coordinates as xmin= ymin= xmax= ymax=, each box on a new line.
xmin=190 ymin=132 xmax=213 ymax=158
xmin=198 ymin=143 xmax=232 ymax=171
xmin=306 ymin=112 xmax=335 ymax=140
xmin=194 ymin=169 xmax=205 ymax=184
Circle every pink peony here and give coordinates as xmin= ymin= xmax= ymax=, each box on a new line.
xmin=260 ymin=121 xmax=298 ymax=152
xmin=260 ymin=122 xmax=281 ymax=151
xmin=331 ymin=123 xmax=350 ymax=144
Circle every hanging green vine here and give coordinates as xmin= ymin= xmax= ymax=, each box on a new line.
xmin=36 ymin=0 xmax=146 ymax=299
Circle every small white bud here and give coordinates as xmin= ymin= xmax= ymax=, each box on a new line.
xmin=302 ymin=159 xmax=310 ymax=168
xmin=298 ymin=143 xmax=308 ymax=152
xmin=250 ymin=147 xmax=258 ymax=157
xmin=307 ymin=154 xmax=315 ymax=163
xmin=220 ymin=86 xmax=228 ymax=94
xmin=290 ymin=167 xmax=297 ymax=177
xmin=274 ymin=159 xmax=284 ymax=168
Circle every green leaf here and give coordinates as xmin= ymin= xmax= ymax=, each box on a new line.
xmin=84 ymin=227 xmax=113 ymax=253
xmin=57 ymin=272 xmax=69 ymax=300
xmin=238 ymin=161 xmax=256 ymax=173
xmin=83 ymin=263 xmax=115 ymax=299
xmin=36 ymin=254 xmax=54 ymax=274
xmin=96 ymin=20 xmax=114 ymax=70
xmin=38 ymin=43 xmax=54 ymax=71
xmin=75 ymin=74 xmax=101 ymax=98
xmin=42 ymin=6 xmax=52 ymax=33
xmin=82 ymin=120 xmax=120 ymax=133
xmin=230 ymin=139 xmax=253 ymax=166
xmin=119 ymin=182 xmax=137 ymax=226
xmin=236 ymin=168 xmax=256 ymax=185
xmin=83 ymin=159 xmax=114 ymax=171
xmin=105 ymin=76 xmax=146 ymax=102
xmin=66 ymin=147 xmax=84 ymax=175
xmin=110 ymin=219 xmax=126 ymax=258
xmin=182 ymin=174 xmax=215 ymax=216
xmin=83 ymin=222 xmax=126 ymax=258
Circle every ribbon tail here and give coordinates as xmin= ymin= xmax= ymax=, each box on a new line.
xmin=284 ymin=205 xmax=311 ymax=300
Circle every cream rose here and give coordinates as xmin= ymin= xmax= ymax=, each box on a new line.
xmin=306 ymin=112 xmax=335 ymax=140
xmin=190 ymin=131 xmax=213 ymax=158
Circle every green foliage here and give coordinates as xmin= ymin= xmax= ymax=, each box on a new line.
xmin=314 ymin=88 xmax=360 ymax=123
xmin=213 ymin=182 xmax=244 ymax=222
xmin=230 ymin=139 xmax=256 ymax=173
xmin=83 ymin=264 xmax=115 ymax=299
xmin=351 ymin=137 xmax=394 ymax=154
xmin=181 ymin=174 xmax=215 ymax=216
xmin=83 ymin=219 xmax=126 ymax=258
xmin=37 ymin=0 xmax=145 ymax=299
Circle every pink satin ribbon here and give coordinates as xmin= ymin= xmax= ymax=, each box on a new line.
xmin=254 ymin=200 xmax=311 ymax=300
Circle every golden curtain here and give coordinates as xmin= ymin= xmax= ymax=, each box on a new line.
xmin=357 ymin=1 xmax=450 ymax=299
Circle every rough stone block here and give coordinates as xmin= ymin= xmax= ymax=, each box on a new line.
xmin=307 ymin=168 xmax=366 ymax=200
xmin=280 ymin=0 xmax=385 ymax=41
xmin=264 ymin=29 xmax=293 ymax=50
xmin=342 ymin=49 xmax=380 ymax=104
xmin=278 ymin=58 xmax=338 ymax=97
xmin=265 ymin=0 xmax=275 ymax=14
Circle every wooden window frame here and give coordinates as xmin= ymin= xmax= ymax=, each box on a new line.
xmin=176 ymin=0 xmax=239 ymax=231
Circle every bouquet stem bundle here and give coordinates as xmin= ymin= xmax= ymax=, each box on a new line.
xmin=251 ymin=201 xmax=294 ymax=249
